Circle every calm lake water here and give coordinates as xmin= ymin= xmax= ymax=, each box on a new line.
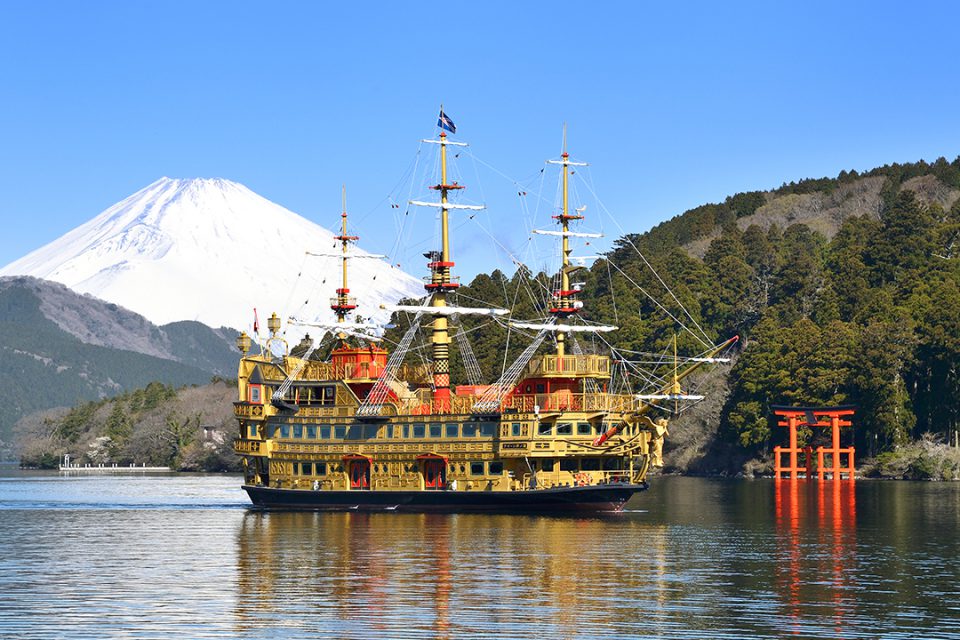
xmin=0 ymin=471 xmax=957 ymax=639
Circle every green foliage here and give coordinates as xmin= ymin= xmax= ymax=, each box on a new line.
xmin=16 ymin=379 xmax=236 ymax=472
xmin=865 ymin=434 xmax=960 ymax=480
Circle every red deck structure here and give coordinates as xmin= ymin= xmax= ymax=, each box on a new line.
xmin=772 ymin=406 xmax=856 ymax=480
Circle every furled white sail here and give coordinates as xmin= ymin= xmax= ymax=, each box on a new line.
xmin=532 ymin=229 xmax=603 ymax=238
xmin=306 ymin=251 xmax=387 ymax=259
xmin=382 ymin=304 xmax=508 ymax=316
xmin=409 ymin=200 xmax=485 ymax=211
xmin=509 ymin=321 xmax=617 ymax=332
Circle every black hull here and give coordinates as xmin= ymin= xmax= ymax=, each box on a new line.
xmin=242 ymin=482 xmax=646 ymax=514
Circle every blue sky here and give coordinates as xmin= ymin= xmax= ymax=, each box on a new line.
xmin=2 ymin=1 xmax=959 ymax=279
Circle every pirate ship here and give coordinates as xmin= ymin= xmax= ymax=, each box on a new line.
xmin=232 ymin=117 xmax=736 ymax=513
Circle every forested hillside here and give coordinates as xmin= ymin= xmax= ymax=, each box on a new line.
xmin=389 ymin=156 xmax=960 ymax=476
xmin=0 ymin=277 xmax=240 ymax=458
xmin=15 ymin=380 xmax=239 ymax=472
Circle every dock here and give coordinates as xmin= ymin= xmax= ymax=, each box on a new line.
xmin=58 ymin=459 xmax=173 ymax=474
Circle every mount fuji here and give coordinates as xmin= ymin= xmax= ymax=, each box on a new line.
xmin=0 ymin=177 xmax=424 ymax=334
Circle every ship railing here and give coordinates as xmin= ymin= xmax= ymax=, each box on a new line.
xmin=526 ymin=354 xmax=612 ymax=378
xmin=281 ymin=360 xmax=432 ymax=384
xmin=361 ymin=390 xmax=641 ymax=417
xmin=500 ymin=392 xmax=641 ymax=414
xmin=398 ymin=394 xmax=478 ymax=416
xmin=328 ymin=295 xmax=358 ymax=308
xmin=233 ymin=438 xmax=262 ymax=455
xmin=234 ymin=402 xmax=265 ymax=418
xmin=521 ymin=469 xmax=635 ymax=489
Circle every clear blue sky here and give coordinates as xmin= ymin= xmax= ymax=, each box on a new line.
xmin=2 ymin=1 xmax=959 ymax=279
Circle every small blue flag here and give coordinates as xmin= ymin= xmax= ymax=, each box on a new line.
xmin=437 ymin=110 xmax=456 ymax=134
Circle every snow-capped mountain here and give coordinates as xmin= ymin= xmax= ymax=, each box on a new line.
xmin=0 ymin=177 xmax=424 ymax=334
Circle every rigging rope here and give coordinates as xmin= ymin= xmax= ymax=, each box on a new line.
xmin=578 ymin=174 xmax=714 ymax=346
xmin=472 ymin=324 xmax=552 ymax=414
xmin=356 ymin=314 xmax=422 ymax=417
xmin=605 ymin=259 xmax=712 ymax=350
xmin=453 ymin=316 xmax=484 ymax=386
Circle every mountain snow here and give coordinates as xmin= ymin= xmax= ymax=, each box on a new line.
xmin=0 ymin=178 xmax=424 ymax=335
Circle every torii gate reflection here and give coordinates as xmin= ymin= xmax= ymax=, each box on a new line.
xmin=774 ymin=479 xmax=857 ymax=635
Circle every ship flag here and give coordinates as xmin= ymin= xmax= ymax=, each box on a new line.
xmin=438 ymin=109 xmax=456 ymax=133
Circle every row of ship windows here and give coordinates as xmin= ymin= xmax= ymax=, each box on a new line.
xmin=290 ymin=461 xmax=506 ymax=476
xmin=257 ymin=422 xmax=501 ymax=441
xmin=252 ymin=422 xmax=625 ymax=440
xmin=287 ymin=459 xmax=621 ymax=476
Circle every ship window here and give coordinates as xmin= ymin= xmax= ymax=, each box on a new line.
xmin=293 ymin=425 xmax=303 ymax=439
xmin=316 ymin=462 xmax=327 ymax=475
xmin=557 ymin=423 xmax=573 ymax=436
xmin=462 ymin=423 xmax=477 ymax=437
xmin=345 ymin=425 xmax=364 ymax=440
xmin=577 ymin=422 xmax=593 ymax=435
xmin=511 ymin=422 xmax=521 ymax=436
xmin=403 ymin=424 xmax=410 ymax=438
xmin=413 ymin=424 xmax=425 ymax=438
xmin=459 ymin=464 xmax=466 ymax=473
xmin=249 ymin=385 xmax=262 ymax=404
xmin=560 ymin=459 xmax=578 ymax=471
xmin=525 ymin=385 xmax=532 ymax=393
xmin=603 ymin=458 xmax=621 ymax=470
xmin=306 ymin=425 xmax=317 ymax=439
xmin=479 ymin=423 xmax=496 ymax=437
xmin=536 ymin=384 xmax=545 ymax=394
xmin=320 ymin=425 xmax=331 ymax=439
xmin=488 ymin=461 xmax=503 ymax=475
xmin=470 ymin=462 xmax=484 ymax=475
xmin=429 ymin=424 xmax=442 ymax=438
xmin=334 ymin=425 xmax=346 ymax=439
xmin=248 ymin=424 xmax=258 ymax=438
xmin=445 ymin=424 xmax=458 ymax=438
xmin=540 ymin=459 xmax=556 ymax=471
xmin=301 ymin=463 xmax=313 ymax=475
xmin=280 ymin=425 xmax=290 ymax=439
xmin=581 ymin=458 xmax=601 ymax=471
xmin=385 ymin=425 xmax=394 ymax=439
xmin=320 ymin=386 xmax=336 ymax=406
xmin=538 ymin=423 xmax=553 ymax=436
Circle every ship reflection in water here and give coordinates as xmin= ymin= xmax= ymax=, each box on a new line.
xmin=234 ymin=510 xmax=667 ymax=639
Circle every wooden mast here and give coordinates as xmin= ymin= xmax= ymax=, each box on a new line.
xmin=331 ymin=185 xmax=359 ymax=340
xmin=426 ymin=117 xmax=464 ymax=403
xmin=549 ymin=125 xmax=586 ymax=358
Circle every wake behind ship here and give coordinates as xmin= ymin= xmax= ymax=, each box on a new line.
xmin=232 ymin=114 xmax=736 ymax=513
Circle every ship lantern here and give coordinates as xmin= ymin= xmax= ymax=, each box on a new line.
xmin=236 ymin=331 xmax=251 ymax=355
xmin=267 ymin=312 xmax=281 ymax=336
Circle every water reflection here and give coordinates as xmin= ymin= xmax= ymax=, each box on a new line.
xmin=1 ymin=473 xmax=958 ymax=639
xmin=234 ymin=510 xmax=673 ymax=638
xmin=774 ymin=480 xmax=857 ymax=636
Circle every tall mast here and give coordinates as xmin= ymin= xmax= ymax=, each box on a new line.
xmin=405 ymin=113 xmax=490 ymax=402
xmin=547 ymin=125 xmax=588 ymax=358
xmin=331 ymin=185 xmax=358 ymax=340
xmin=425 ymin=131 xmax=464 ymax=401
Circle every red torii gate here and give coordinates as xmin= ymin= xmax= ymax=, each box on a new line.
xmin=772 ymin=406 xmax=856 ymax=480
